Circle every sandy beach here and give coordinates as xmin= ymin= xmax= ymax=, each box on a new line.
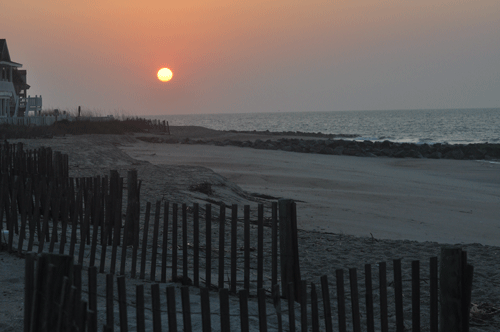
xmin=123 ymin=129 xmax=500 ymax=246
xmin=2 ymin=129 xmax=500 ymax=331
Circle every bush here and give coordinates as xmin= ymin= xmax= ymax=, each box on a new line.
xmin=0 ymin=117 xmax=162 ymax=139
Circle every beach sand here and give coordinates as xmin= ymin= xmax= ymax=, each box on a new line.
xmin=2 ymin=130 xmax=500 ymax=331
xmin=123 ymin=129 xmax=500 ymax=246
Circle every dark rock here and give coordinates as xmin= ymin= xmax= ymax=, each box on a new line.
xmin=321 ymin=147 xmax=334 ymax=154
xmin=408 ymin=150 xmax=423 ymax=158
xmin=380 ymin=140 xmax=392 ymax=148
xmin=380 ymin=149 xmax=393 ymax=157
xmin=343 ymin=149 xmax=358 ymax=156
xmin=444 ymin=149 xmax=465 ymax=160
xmin=429 ymin=151 xmax=442 ymax=159
xmin=333 ymin=146 xmax=344 ymax=155
xmin=393 ymin=150 xmax=407 ymax=158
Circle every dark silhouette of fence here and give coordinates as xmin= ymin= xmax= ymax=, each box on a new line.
xmin=23 ymin=250 xmax=473 ymax=332
xmin=1 ymin=141 xmax=474 ymax=331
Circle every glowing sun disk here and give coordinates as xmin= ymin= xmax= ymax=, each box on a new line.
xmin=157 ymin=68 xmax=173 ymax=82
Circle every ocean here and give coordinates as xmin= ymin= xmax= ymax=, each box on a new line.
xmin=146 ymin=108 xmax=500 ymax=145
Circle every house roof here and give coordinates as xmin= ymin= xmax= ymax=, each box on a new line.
xmin=13 ymin=69 xmax=30 ymax=90
xmin=0 ymin=39 xmax=22 ymax=67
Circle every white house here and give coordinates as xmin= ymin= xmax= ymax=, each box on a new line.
xmin=0 ymin=39 xmax=42 ymax=119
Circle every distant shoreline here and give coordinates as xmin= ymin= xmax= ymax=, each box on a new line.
xmin=141 ymin=126 xmax=500 ymax=161
xmin=148 ymin=108 xmax=500 ymax=145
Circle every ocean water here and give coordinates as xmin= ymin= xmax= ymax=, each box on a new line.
xmin=146 ymin=108 xmax=500 ymax=145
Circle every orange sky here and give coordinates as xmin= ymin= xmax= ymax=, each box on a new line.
xmin=2 ymin=0 xmax=499 ymax=115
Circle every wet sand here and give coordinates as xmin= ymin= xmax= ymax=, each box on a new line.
xmin=122 ymin=136 xmax=500 ymax=246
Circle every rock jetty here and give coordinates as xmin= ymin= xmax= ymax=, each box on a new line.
xmin=139 ymin=135 xmax=500 ymax=160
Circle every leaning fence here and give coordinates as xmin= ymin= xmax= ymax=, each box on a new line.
xmin=23 ymin=250 xmax=473 ymax=332
xmin=1 ymin=141 xmax=475 ymax=331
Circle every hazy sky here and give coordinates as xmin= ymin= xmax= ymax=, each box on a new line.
xmin=2 ymin=0 xmax=499 ymax=115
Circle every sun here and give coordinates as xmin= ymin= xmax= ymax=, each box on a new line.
xmin=157 ymin=68 xmax=173 ymax=82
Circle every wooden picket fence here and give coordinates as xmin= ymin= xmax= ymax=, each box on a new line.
xmin=0 ymin=141 xmax=280 ymax=295
xmin=1 ymin=141 xmax=475 ymax=331
xmin=24 ymin=251 xmax=473 ymax=332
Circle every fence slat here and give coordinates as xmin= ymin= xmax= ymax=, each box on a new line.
xmin=321 ymin=275 xmax=333 ymax=332
xmin=379 ymin=262 xmax=388 ymax=332
xmin=239 ymin=289 xmax=249 ymax=332
xmin=151 ymin=284 xmax=162 ymax=332
xmin=161 ymin=202 xmax=170 ymax=283
xmin=38 ymin=183 xmax=53 ymax=254
xmin=120 ymin=201 xmax=130 ymax=277
xmin=257 ymin=204 xmax=264 ymax=290
xmin=136 ymin=285 xmax=145 ymax=332
xmin=300 ymin=280 xmax=307 ymax=332
xmin=28 ymin=178 xmax=41 ymax=252
xmin=220 ymin=288 xmax=231 ymax=332
xmin=99 ymin=194 xmax=109 ymax=273
xmin=67 ymin=286 xmax=76 ymax=332
xmin=183 ymin=203 xmax=189 ymax=281
xmin=9 ymin=176 xmax=18 ymax=253
xmin=117 ymin=276 xmax=128 ymax=332
xmin=80 ymin=301 xmax=87 ymax=332
xmin=49 ymin=186 xmax=62 ymax=253
xmin=365 ymin=264 xmax=375 ymax=332
xmin=106 ymin=274 xmax=114 ymax=332
xmin=230 ymin=204 xmax=237 ymax=293
xmin=100 ymin=176 xmax=108 ymax=246
xmin=288 ymin=282 xmax=297 ymax=332
xmin=412 ymin=260 xmax=421 ymax=332
xmin=90 ymin=180 xmax=100 ymax=266
xmin=430 ymin=257 xmax=438 ymax=332
xmin=258 ymin=288 xmax=268 ymax=332
xmin=271 ymin=202 xmax=278 ymax=289
xmin=88 ymin=266 xmax=98 ymax=321
xmin=193 ymin=203 xmax=199 ymax=287
xmin=205 ymin=204 xmax=212 ymax=289
xmin=139 ymin=202 xmax=151 ymax=279
xmin=200 ymin=287 xmax=211 ymax=332
xmin=172 ymin=203 xmax=178 ymax=281
xmin=151 ymin=201 xmax=161 ymax=281
xmin=218 ymin=204 xmax=225 ymax=289
xmin=69 ymin=189 xmax=82 ymax=258
xmin=310 ymin=283 xmax=319 ymax=332
xmin=78 ymin=192 xmax=92 ymax=265
xmin=166 ymin=286 xmax=178 ymax=332
xmin=394 ymin=259 xmax=404 ymax=332
xmin=181 ymin=286 xmax=192 ymax=332
xmin=24 ymin=253 xmax=36 ymax=332
xmin=110 ymin=177 xmax=122 ymax=275
xmin=0 ymin=178 xmax=6 ymax=250
xmin=56 ymin=276 xmax=69 ymax=332
xmin=17 ymin=179 xmax=27 ymax=255
xmin=349 ymin=268 xmax=361 ymax=332
xmin=59 ymin=196 xmax=69 ymax=255
xmin=336 ymin=269 xmax=347 ymax=332
xmin=244 ymin=205 xmax=250 ymax=290
xmin=272 ymin=284 xmax=283 ymax=332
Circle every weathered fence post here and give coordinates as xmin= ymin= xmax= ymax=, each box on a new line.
xmin=125 ymin=170 xmax=138 ymax=246
xmin=439 ymin=247 xmax=474 ymax=332
xmin=279 ymin=199 xmax=301 ymax=301
xmin=28 ymin=253 xmax=74 ymax=332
